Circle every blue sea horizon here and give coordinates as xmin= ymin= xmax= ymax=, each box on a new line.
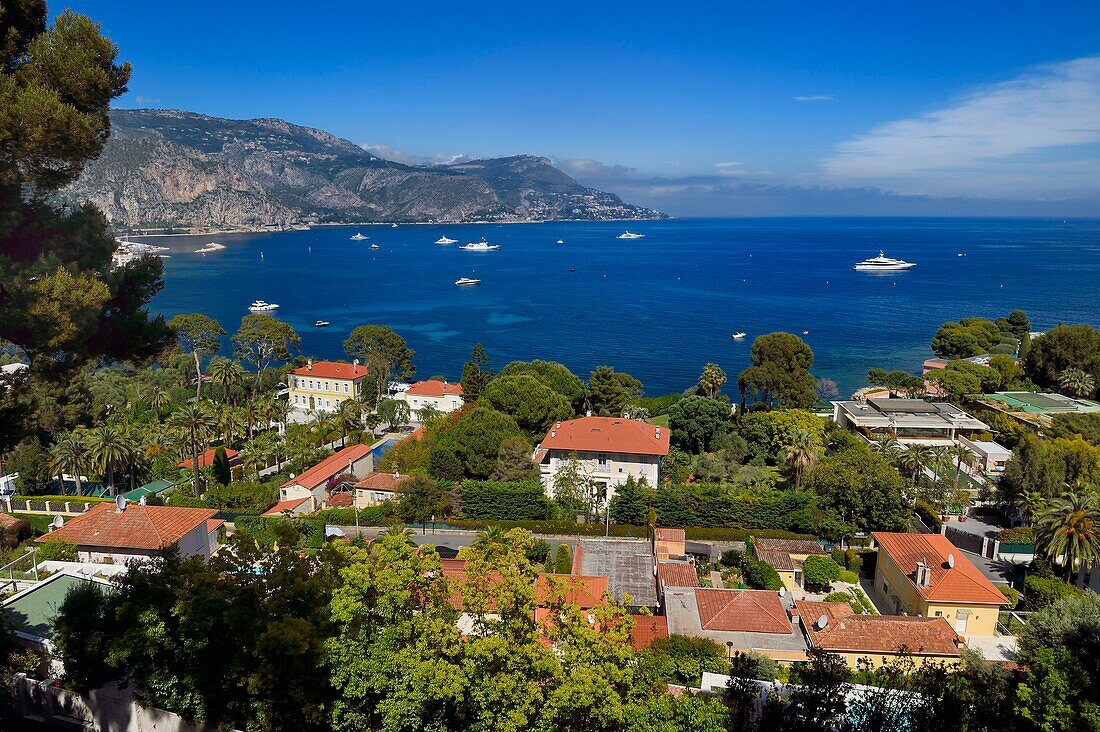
xmin=145 ymin=217 xmax=1100 ymax=399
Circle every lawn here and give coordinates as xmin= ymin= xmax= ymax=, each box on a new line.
xmin=649 ymin=414 xmax=670 ymax=428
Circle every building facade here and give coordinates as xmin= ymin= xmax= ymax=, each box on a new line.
xmin=288 ymin=360 xmax=370 ymax=413
xmin=280 ymin=443 xmax=375 ymax=511
xmin=396 ymin=380 xmax=464 ymax=416
xmin=832 ymin=398 xmax=989 ymax=445
xmin=35 ymin=504 xmax=222 ymax=563
xmin=535 ymin=417 xmax=670 ymax=498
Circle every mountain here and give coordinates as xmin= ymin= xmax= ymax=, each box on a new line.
xmin=61 ymin=109 xmax=665 ymax=232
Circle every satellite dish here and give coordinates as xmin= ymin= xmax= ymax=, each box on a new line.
xmin=816 ymin=614 xmax=829 ymax=630
xmin=115 ymin=495 xmax=127 ymax=511
xmin=50 ymin=515 xmax=64 ymax=529
xmin=139 ymin=495 xmax=147 ymax=506
xmin=777 ymin=588 xmax=786 ymax=597
xmin=947 ymin=553 xmax=955 ymax=569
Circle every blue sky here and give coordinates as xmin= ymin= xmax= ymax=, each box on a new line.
xmin=65 ymin=1 xmax=1100 ymax=215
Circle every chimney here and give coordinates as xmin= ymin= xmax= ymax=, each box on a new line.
xmin=353 ymin=358 xmax=360 ymax=374
xmin=914 ymin=561 xmax=926 ymax=586
xmin=655 ymin=427 xmax=661 ymax=440
xmin=393 ymin=470 xmax=400 ymax=479
xmin=307 ymin=359 xmax=313 ymax=371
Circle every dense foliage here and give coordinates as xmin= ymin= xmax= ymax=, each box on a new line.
xmin=459 ymin=480 xmax=553 ymax=521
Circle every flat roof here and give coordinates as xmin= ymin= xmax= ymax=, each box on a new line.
xmin=3 ymin=573 xmax=113 ymax=642
xmin=834 ymin=399 xmax=988 ymax=431
xmin=984 ymin=392 xmax=1100 ymax=415
xmin=578 ymin=539 xmax=658 ymax=608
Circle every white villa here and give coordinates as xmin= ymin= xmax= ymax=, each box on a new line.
xmin=832 ymin=398 xmax=989 ymax=445
xmin=534 ymin=417 xmax=670 ymax=498
xmin=396 ymin=380 xmax=464 ymax=417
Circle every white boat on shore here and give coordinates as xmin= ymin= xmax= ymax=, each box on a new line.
xmin=853 ymin=251 xmax=915 ymax=271
xmin=435 ymin=236 xmax=458 ymax=244
xmin=460 ymin=240 xmax=500 ymax=251
xmin=731 ymin=332 xmax=747 ymax=340
xmin=249 ymin=300 xmax=279 ymax=312
xmin=455 ymin=277 xmax=481 ymax=286
xmin=350 ymin=233 xmax=369 ymax=241
xmin=618 ymin=231 xmax=645 ymax=240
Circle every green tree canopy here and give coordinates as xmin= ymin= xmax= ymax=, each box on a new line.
xmin=588 ymin=365 xmax=642 ymax=416
xmin=498 ymin=359 xmax=587 ymax=410
xmin=168 ymin=313 xmax=225 ymax=398
xmin=668 ymin=396 xmax=729 ymax=454
xmin=459 ymin=343 xmax=493 ymax=401
xmin=804 ymin=441 xmax=911 ymax=539
xmin=343 ymin=324 xmax=415 ymax=403
xmin=231 ymin=315 xmax=299 ymax=392
xmin=438 ymin=407 xmax=525 ymax=479
xmin=737 ymin=332 xmax=816 ymax=410
xmin=1025 ymin=324 xmax=1100 ymax=395
xmin=480 ymin=373 xmax=573 ymax=439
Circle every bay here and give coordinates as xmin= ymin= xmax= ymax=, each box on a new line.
xmin=146 ymin=217 xmax=1100 ymax=399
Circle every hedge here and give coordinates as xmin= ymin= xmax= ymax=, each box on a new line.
xmin=459 ymin=481 xmax=552 ymax=521
xmin=997 ymin=526 xmax=1035 ymax=545
xmin=651 ymin=485 xmax=814 ymax=533
xmin=12 ymin=513 xmax=57 ymax=536
xmin=914 ymin=501 xmax=943 ymax=532
xmin=234 ymin=516 xmax=325 ymax=549
xmin=312 ymin=507 xmax=387 ymax=526
xmin=438 ymin=519 xmax=814 ymax=543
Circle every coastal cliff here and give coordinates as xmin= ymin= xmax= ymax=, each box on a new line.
xmin=62 ymin=109 xmax=664 ymax=232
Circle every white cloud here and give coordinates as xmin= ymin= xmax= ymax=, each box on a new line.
xmin=554 ymin=158 xmax=635 ymax=179
xmin=134 ymin=95 xmax=161 ymax=104
xmin=794 ymin=94 xmax=834 ymax=102
xmin=713 ymin=161 xmax=744 ymax=168
xmin=359 ymin=143 xmax=471 ymax=166
xmin=822 ymin=56 xmax=1100 ymax=196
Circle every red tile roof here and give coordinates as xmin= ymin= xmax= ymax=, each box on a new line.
xmin=535 ymin=573 xmax=609 ymax=608
xmin=326 ymin=493 xmax=353 ymax=507
xmin=873 ymin=532 xmax=1007 ymax=606
xmin=405 ymin=380 xmax=463 ymax=397
xmin=262 ymin=497 xmax=310 ymax=516
xmin=630 ymin=614 xmax=669 ymax=650
xmin=539 ymin=417 xmax=671 ymax=456
xmin=654 ymin=527 xmax=686 ymax=544
xmin=206 ymin=519 xmax=225 ymax=534
xmin=176 ymin=447 xmax=239 ymax=470
xmin=658 ymin=561 xmax=700 ymax=591
xmin=798 ymin=600 xmax=964 ymax=657
xmin=282 ymin=444 xmax=373 ymax=491
xmin=754 ymin=538 xmax=827 ymax=572
xmin=695 ymin=588 xmax=792 ymax=634
xmin=36 ymin=504 xmax=217 ymax=551
xmin=290 ymin=360 xmax=368 ymax=380
xmin=354 ymin=471 xmax=411 ymax=492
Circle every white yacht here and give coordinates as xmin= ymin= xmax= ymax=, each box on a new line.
xmin=459 ymin=240 xmax=500 ymax=251
xmin=556 ymin=239 xmax=564 ymax=244
xmin=315 ymin=320 xmax=330 ymax=327
xmin=350 ymin=233 xmax=369 ymax=241
xmin=618 ymin=231 xmax=645 ymax=240
xmin=853 ymin=251 xmax=916 ymax=271
xmin=370 ymin=243 xmax=380 ymax=249
xmin=435 ymin=235 xmax=458 ymax=244
xmin=391 ymin=223 xmax=399 ymax=228
xmin=249 ymin=300 xmax=279 ymax=312
xmin=455 ymin=277 xmax=481 ymax=286
xmin=731 ymin=332 xmax=747 ymax=340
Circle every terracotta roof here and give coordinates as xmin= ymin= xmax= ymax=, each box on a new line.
xmin=290 ymin=360 xmax=368 ymax=380
xmin=36 ymin=504 xmax=216 ymax=551
xmin=282 ymin=444 xmax=373 ymax=491
xmin=354 ymin=471 xmax=411 ymax=492
xmin=798 ymin=600 xmax=964 ymax=657
xmin=535 ymin=573 xmax=608 ymax=608
xmin=206 ymin=519 xmax=225 ymax=534
xmin=538 ymin=417 xmax=671 ymax=456
xmin=262 ymin=497 xmax=310 ymax=516
xmin=754 ymin=538 xmax=827 ymax=572
xmin=405 ymin=380 xmax=463 ymax=397
xmin=694 ymin=588 xmax=792 ymax=634
xmin=658 ymin=561 xmax=700 ymax=590
xmin=630 ymin=614 xmax=669 ymax=650
xmin=654 ymin=527 xmax=686 ymax=544
xmin=0 ymin=514 xmax=24 ymax=529
xmin=326 ymin=493 xmax=352 ymax=507
xmin=873 ymin=532 xmax=1007 ymax=606
xmin=176 ymin=447 xmax=239 ymax=470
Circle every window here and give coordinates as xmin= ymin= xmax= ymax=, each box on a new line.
xmin=309 ymin=380 xmax=314 ymax=389
xmin=934 ymin=611 xmax=942 ymax=617
xmin=344 ymin=383 xmax=349 ymax=393
xmin=598 ymin=454 xmax=608 ymax=467
xmin=618 ymin=467 xmax=623 ymax=473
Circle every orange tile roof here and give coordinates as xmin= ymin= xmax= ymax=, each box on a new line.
xmin=535 ymin=573 xmax=609 ymax=608
xmin=176 ymin=447 xmax=239 ymax=470
xmin=539 ymin=417 xmax=671 ymax=456
xmin=654 ymin=527 xmax=686 ymax=544
xmin=282 ymin=444 xmax=373 ymax=491
xmin=873 ymin=532 xmax=1007 ymax=606
xmin=36 ymin=504 xmax=217 ymax=551
xmin=262 ymin=497 xmax=310 ymax=516
xmin=405 ymin=380 xmax=464 ymax=397
xmin=354 ymin=471 xmax=411 ymax=492
xmin=658 ymin=561 xmax=700 ymax=590
xmin=206 ymin=519 xmax=225 ymax=534
xmin=754 ymin=538 xmax=827 ymax=572
xmin=326 ymin=493 xmax=352 ymax=507
xmin=694 ymin=588 xmax=792 ymax=634
xmin=630 ymin=614 xmax=669 ymax=651
xmin=798 ymin=600 xmax=964 ymax=657
xmin=290 ymin=360 xmax=368 ymax=380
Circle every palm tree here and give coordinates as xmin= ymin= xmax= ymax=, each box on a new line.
xmin=49 ymin=432 xmax=88 ymax=495
xmin=471 ymin=525 xmax=510 ymax=561
xmin=312 ymin=412 xmax=338 ymax=447
xmin=169 ymin=402 xmax=218 ymax=496
xmin=335 ymin=400 xmax=363 ymax=447
xmin=382 ymin=523 xmax=415 ymax=542
xmin=783 ymin=429 xmax=818 ymax=490
xmin=1058 ymin=368 xmax=1096 ymax=399
xmin=896 ymin=444 xmax=929 ymax=485
xmin=148 ymin=389 xmax=172 ymax=422
xmin=873 ymin=434 xmax=900 ymax=456
xmin=208 ymin=357 xmax=246 ymax=404
xmin=1036 ymin=492 xmax=1100 ymax=580
xmin=949 ymin=444 xmax=973 ymax=488
xmin=1016 ymin=490 xmax=1046 ymax=526
xmin=697 ymin=363 xmax=727 ymax=398
xmin=416 ymin=403 xmax=442 ymax=424
xmin=84 ymin=424 xmax=131 ymax=495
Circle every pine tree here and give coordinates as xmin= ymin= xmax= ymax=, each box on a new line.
xmin=460 ymin=343 xmax=493 ymax=401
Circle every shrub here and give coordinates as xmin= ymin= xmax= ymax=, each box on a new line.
xmin=831 ymin=547 xmax=845 ymax=566
xmin=37 ymin=540 xmax=77 ymax=562
xmin=823 ymin=591 xmax=858 ymax=613
xmin=648 ymin=636 xmax=729 ymax=686
xmin=741 ymin=555 xmax=783 ymax=591
xmin=1022 ymin=575 xmax=1083 ymax=610
xmin=203 ymin=481 xmax=279 ymax=514
xmin=527 ymin=539 xmax=552 ymax=563
xmin=554 ymin=543 xmax=573 ymax=574
xmin=312 ymin=507 xmax=387 ymax=526
xmin=651 ymin=484 xmax=815 ymax=533
xmin=997 ymin=526 xmax=1035 ymax=545
xmin=459 ymin=481 xmax=552 ymax=521
xmin=999 ymin=585 xmax=1020 ymax=609
xmin=234 ymin=516 xmax=325 ymax=550
xmin=838 ymin=570 xmax=859 ymax=584
xmin=844 ymin=548 xmax=863 ymax=575
xmin=719 ymin=549 xmax=743 ymax=568
xmin=0 ymin=515 xmax=31 ymax=547
xmin=914 ymin=500 xmax=943 ymax=531
xmin=802 ymin=555 xmax=842 ymax=589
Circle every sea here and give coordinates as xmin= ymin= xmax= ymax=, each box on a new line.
xmin=143 ymin=218 xmax=1100 ymax=399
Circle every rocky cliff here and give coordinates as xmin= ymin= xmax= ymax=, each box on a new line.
xmin=62 ymin=109 xmax=664 ymax=232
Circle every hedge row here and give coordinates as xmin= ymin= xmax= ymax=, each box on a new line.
xmin=234 ymin=516 xmax=325 ymax=549
xmin=651 ymin=486 xmax=814 ymax=533
xmin=997 ymin=526 xmax=1035 ymax=544
xmin=440 ymin=519 xmax=813 ymax=543
xmin=312 ymin=507 xmax=387 ymax=525
xmin=459 ymin=481 xmax=552 ymax=521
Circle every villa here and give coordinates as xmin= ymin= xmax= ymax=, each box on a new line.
xmin=354 ymin=470 xmax=412 ymax=507
xmin=534 ymin=416 xmax=670 ymax=497
xmin=396 ymin=380 xmax=465 ymax=416
xmin=288 ymin=359 xmax=371 ymax=413
xmin=831 ymin=397 xmax=989 ymax=445
xmin=279 ymin=443 xmax=374 ymax=511
xmin=871 ymin=532 xmax=1007 ymax=636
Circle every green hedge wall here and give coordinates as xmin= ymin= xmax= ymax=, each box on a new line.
xmin=459 ymin=481 xmax=553 ymax=521
xmin=439 ymin=518 xmax=813 ymax=543
xmin=651 ymin=485 xmax=814 ymax=533
xmin=313 ymin=507 xmax=387 ymax=525
xmin=234 ymin=516 xmax=325 ymax=549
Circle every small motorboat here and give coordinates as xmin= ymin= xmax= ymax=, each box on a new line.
xmin=802 ymin=330 xmax=810 ymax=335
xmin=391 ymin=223 xmax=398 ymax=228
xmin=370 ymin=243 xmax=380 ymax=249
xmin=315 ymin=320 xmax=330 ymax=327
xmin=568 ymin=268 xmax=576 ymax=272
xmin=455 ymin=277 xmax=481 ymax=286
xmin=435 ymin=236 xmax=458 ymax=244
xmin=350 ymin=233 xmax=368 ymax=241
xmin=731 ymin=332 xmax=747 ymax=340
xmin=556 ymin=239 xmax=564 ymax=244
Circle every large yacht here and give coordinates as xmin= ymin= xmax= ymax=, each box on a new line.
xmin=350 ymin=232 xmax=369 ymax=241
xmin=459 ymin=240 xmax=500 ymax=251
xmin=617 ymin=231 xmax=645 ymax=240
xmin=853 ymin=251 xmax=916 ymax=271
xmin=248 ymin=300 xmax=279 ymax=312
xmin=455 ymin=277 xmax=481 ymax=286
xmin=435 ymin=235 xmax=458 ymax=244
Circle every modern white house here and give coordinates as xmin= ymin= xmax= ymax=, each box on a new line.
xmin=534 ymin=417 xmax=670 ymax=498
xmin=396 ymin=380 xmax=464 ymax=417
xmin=832 ymin=398 xmax=989 ymax=445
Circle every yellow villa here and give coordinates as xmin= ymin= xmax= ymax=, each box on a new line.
xmin=288 ymin=360 xmax=370 ymax=413
xmin=872 ymin=532 xmax=1007 ymax=636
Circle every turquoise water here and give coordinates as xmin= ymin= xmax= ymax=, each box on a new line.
xmin=146 ymin=218 xmax=1100 ymax=398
